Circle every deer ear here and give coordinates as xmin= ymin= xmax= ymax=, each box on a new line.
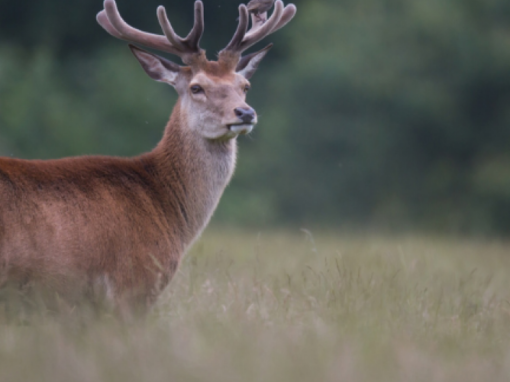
xmin=129 ymin=45 xmax=181 ymax=86
xmin=236 ymin=43 xmax=273 ymax=79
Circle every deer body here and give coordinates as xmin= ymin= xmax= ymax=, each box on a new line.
xmin=0 ymin=101 xmax=236 ymax=307
xmin=0 ymin=0 xmax=296 ymax=311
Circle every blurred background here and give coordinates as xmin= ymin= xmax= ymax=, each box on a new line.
xmin=0 ymin=0 xmax=509 ymax=235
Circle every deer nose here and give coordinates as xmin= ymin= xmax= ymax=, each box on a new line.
xmin=234 ymin=107 xmax=256 ymax=124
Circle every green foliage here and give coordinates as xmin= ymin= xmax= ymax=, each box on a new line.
xmin=1 ymin=0 xmax=510 ymax=233
xmin=0 ymin=45 xmax=173 ymax=158
xmin=225 ymin=0 xmax=510 ymax=232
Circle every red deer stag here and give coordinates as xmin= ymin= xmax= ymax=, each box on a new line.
xmin=0 ymin=0 xmax=296 ymax=312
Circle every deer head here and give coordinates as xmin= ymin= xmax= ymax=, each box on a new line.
xmin=96 ymin=0 xmax=296 ymax=141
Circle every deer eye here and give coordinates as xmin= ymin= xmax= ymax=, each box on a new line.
xmin=190 ymin=85 xmax=204 ymax=94
xmin=244 ymin=85 xmax=251 ymax=93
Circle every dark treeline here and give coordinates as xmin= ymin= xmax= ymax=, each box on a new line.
xmin=1 ymin=0 xmax=510 ymax=234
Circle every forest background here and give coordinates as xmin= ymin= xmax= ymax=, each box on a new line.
xmin=0 ymin=0 xmax=509 ymax=235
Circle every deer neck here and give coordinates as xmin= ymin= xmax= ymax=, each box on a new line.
xmin=150 ymin=99 xmax=237 ymax=247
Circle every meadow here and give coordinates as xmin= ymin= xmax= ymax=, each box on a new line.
xmin=1 ymin=229 xmax=510 ymax=381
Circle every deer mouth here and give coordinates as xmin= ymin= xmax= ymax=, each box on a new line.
xmin=227 ymin=123 xmax=254 ymax=135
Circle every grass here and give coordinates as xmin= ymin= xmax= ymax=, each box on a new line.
xmin=1 ymin=228 xmax=510 ymax=381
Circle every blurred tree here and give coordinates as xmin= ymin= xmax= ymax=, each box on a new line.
xmin=1 ymin=0 xmax=509 ymax=234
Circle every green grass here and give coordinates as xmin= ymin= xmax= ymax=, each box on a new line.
xmin=1 ymin=229 xmax=510 ymax=381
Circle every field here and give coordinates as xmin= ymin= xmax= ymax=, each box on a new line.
xmin=1 ymin=229 xmax=510 ymax=381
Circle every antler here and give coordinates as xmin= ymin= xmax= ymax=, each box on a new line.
xmin=222 ymin=0 xmax=296 ymax=55
xmin=96 ymin=0 xmax=205 ymax=64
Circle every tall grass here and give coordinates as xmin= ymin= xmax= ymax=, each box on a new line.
xmin=1 ymin=229 xmax=510 ymax=381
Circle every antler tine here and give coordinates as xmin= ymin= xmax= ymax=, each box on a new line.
xmin=240 ymin=0 xmax=284 ymax=51
xmin=185 ymin=1 xmax=205 ymax=50
xmin=97 ymin=10 xmax=124 ymax=39
xmin=157 ymin=1 xmax=205 ymax=52
xmin=268 ymin=3 xmax=297 ymax=35
xmin=224 ymin=5 xmax=250 ymax=52
xmin=157 ymin=6 xmax=187 ymax=51
xmin=97 ymin=0 xmax=204 ymax=62
xmin=98 ymin=0 xmax=179 ymax=55
xmin=222 ymin=0 xmax=296 ymax=55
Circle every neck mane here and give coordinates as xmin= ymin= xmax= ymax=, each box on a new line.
xmin=146 ymin=99 xmax=237 ymax=250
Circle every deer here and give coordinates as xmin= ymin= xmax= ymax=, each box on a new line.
xmin=0 ymin=0 xmax=296 ymax=314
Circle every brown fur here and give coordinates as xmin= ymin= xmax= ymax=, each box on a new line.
xmin=0 ymin=98 xmax=237 ymax=312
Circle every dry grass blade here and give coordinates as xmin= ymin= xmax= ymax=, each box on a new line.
xmin=1 ymin=230 xmax=510 ymax=381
